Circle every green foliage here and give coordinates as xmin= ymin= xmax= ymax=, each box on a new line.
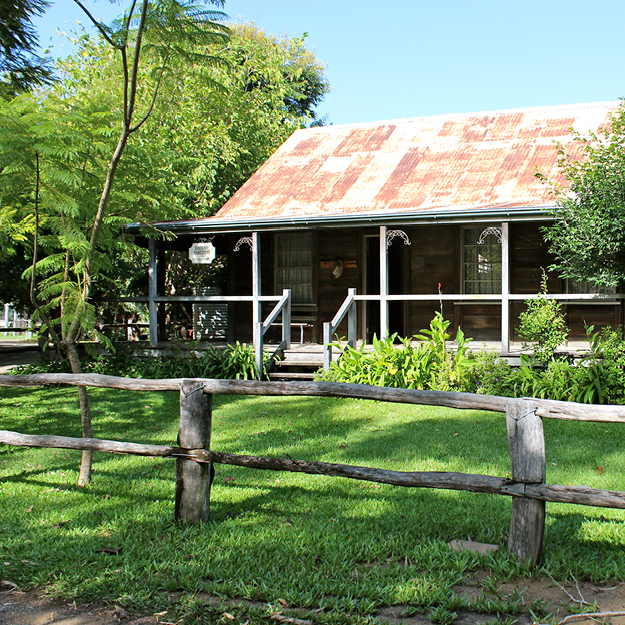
xmin=429 ymin=606 xmax=457 ymax=625
xmin=508 ymin=353 xmax=601 ymax=404
xmin=2 ymin=389 xmax=625 ymax=617
xmin=461 ymin=350 xmax=515 ymax=397
xmin=517 ymin=270 xmax=568 ymax=363
xmin=14 ymin=341 xmax=267 ymax=380
xmin=590 ymin=327 xmax=625 ymax=404
xmin=0 ymin=20 xmax=329 ymax=324
xmin=542 ymin=101 xmax=625 ymax=287
xmin=0 ymin=0 xmax=233 ymax=357
xmin=462 ymin=324 xmax=625 ymax=404
xmin=0 ymin=0 xmax=53 ymax=95
xmin=135 ymin=21 xmax=330 ymax=218
xmin=319 ymin=307 xmax=625 ymax=404
xmin=321 ymin=312 xmax=472 ymax=391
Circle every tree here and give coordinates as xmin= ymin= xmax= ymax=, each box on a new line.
xmin=132 ymin=21 xmax=330 ymax=217
xmin=0 ymin=0 xmax=53 ymax=95
xmin=124 ymin=22 xmax=329 ymax=329
xmin=9 ymin=20 xmax=329 ymax=330
xmin=542 ymin=103 xmax=625 ymax=288
xmin=0 ymin=0 xmax=229 ymax=485
xmin=0 ymin=7 xmax=330 ymax=486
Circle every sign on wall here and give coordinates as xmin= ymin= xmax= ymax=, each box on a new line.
xmin=189 ymin=242 xmax=216 ymax=264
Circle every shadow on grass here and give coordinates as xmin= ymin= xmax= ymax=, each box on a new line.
xmin=3 ymin=388 xmax=625 ymax=604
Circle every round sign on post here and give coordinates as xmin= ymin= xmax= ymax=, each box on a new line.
xmin=189 ymin=242 xmax=216 ymax=264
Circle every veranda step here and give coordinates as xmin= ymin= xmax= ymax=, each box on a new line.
xmin=267 ymin=372 xmax=317 ymax=381
xmin=275 ymin=359 xmax=323 ymax=368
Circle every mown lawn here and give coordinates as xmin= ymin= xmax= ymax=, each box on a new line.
xmin=1 ymin=385 xmax=625 ymax=622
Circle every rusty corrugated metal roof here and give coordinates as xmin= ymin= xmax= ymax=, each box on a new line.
xmin=212 ymin=102 xmax=618 ymax=222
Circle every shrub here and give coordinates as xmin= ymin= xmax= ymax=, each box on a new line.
xmin=463 ymin=325 xmax=625 ymax=404
xmin=460 ymin=350 xmax=515 ymax=397
xmin=12 ymin=341 xmax=267 ymax=380
xmin=593 ymin=329 xmax=625 ymax=404
xmin=321 ymin=312 xmax=473 ymax=391
xmin=518 ymin=270 xmax=568 ymax=362
xmin=319 ymin=308 xmax=625 ymax=404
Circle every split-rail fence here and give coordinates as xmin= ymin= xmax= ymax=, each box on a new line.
xmin=2 ymin=374 xmax=625 ymax=565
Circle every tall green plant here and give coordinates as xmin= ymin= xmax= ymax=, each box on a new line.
xmin=322 ymin=312 xmax=473 ymax=391
xmin=541 ymin=102 xmax=625 ymax=289
xmin=518 ymin=270 xmax=568 ymax=363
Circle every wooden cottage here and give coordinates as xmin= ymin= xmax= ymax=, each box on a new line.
xmin=127 ymin=102 xmax=623 ymax=364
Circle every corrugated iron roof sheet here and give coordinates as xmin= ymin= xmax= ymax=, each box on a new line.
xmin=212 ymin=102 xmax=618 ymax=223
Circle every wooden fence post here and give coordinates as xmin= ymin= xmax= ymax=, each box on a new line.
xmin=175 ymin=380 xmax=212 ymax=524
xmin=506 ymin=398 xmax=546 ymax=565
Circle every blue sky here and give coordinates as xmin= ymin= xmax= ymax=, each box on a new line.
xmin=33 ymin=0 xmax=625 ymax=125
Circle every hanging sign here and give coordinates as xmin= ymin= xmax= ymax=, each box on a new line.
xmin=189 ymin=241 xmax=216 ymax=264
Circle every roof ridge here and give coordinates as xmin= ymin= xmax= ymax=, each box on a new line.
xmin=301 ymin=101 xmax=620 ymax=133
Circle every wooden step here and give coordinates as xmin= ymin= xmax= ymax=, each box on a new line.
xmin=267 ymin=372 xmax=316 ymax=381
xmin=275 ymin=359 xmax=322 ymax=368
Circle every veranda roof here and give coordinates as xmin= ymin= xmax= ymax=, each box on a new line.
xmin=131 ymin=101 xmax=619 ymax=235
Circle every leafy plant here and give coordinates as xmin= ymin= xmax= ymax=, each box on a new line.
xmin=460 ymin=350 xmax=515 ymax=397
xmin=518 ymin=270 xmax=568 ymax=363
xmin=321 ymin=312 xmax=473 ymax=391
xmin=542 ymin=102 xmax=625 ymax=289
xmin=13 ymin=341 xmax=268 ymax=380
xmin=461 ymin=322 xmax=625 ymax=404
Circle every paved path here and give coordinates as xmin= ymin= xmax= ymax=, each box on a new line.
xmin=0 ymin=339 xmax=40 ymax=373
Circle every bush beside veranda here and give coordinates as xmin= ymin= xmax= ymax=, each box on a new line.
xmin=319 ymin=315 xmax=625 ymax=404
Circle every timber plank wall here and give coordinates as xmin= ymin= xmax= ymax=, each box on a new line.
xmin=226 ymin=223 xmax=622 ymax=345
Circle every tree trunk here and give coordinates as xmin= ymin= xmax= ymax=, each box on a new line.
xmin=65 ymin=340 xmax=93 ymax=485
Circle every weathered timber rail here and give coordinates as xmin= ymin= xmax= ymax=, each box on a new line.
xmin=1 ymin=373 xmax=625 ymax=566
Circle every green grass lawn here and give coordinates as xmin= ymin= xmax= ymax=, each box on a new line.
xmin=1 ymin=386 xmax=625 ymax=622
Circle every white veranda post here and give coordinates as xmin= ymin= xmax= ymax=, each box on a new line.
xmin=501 ymin=222 xmax=510 ymax=354
xmin=251 ymin=232 xmax=263 ymax=378
xmin=148 ymin=237 xmax=158 ymax=347
xmin=379 ymin=225 xmax=388 ymax=339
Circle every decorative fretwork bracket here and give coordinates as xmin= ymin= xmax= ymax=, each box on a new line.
xmin=477 ymin=227 xmax=502 ymax=244
xmin=387 ymin=229 xmax=412 ymax=249
xmin=234 ymin=237 xmax=254 ymax=252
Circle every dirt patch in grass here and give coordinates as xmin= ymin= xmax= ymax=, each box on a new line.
xmin=0 ymin=590 xmax=158 ymax=624
xmin=2 ymin=577 xmax=625 ymax=625
xmin=378 ymin=574 xmax=625 ymax=624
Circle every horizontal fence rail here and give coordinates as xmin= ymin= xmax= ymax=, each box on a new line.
xmin=2 ymin=373 xmax=625 ymax=564
xmin=3 ymin=430 xmax=625 ymax=511
xmin=3 ymin=374 xmax=625 ymax=421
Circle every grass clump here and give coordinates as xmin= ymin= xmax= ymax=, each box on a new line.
xmin=2 ymin=387 xmax=625 ymax=620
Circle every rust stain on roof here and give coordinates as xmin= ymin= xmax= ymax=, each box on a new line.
xmin=213 ymin=102 xmax=618 ymax=222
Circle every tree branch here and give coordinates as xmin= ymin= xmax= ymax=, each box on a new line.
xmin=129 ymin=53 xmax=169 ymax=133
xmin=120 ymin=0 xmax=140 ymax=121
xmin=125 ymin=0 xmax=149 ymax=126
xmin=29 ymin=152 xmax=62 ymax=349
xmin=72 ymin=0 xmax=116 ymax=47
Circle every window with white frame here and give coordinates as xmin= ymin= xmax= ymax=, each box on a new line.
xmin=462 ymin=226 xmax=502 ymax=294
xmin=275 ymin=232 xmax=313 ymax=304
